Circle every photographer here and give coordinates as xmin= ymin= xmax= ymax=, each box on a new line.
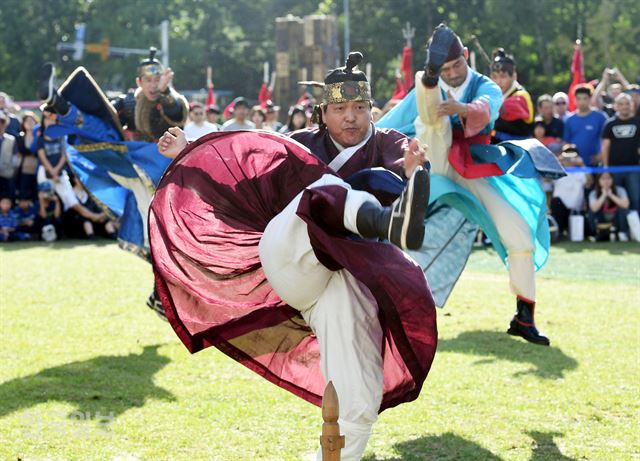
xmin=592 ymin=67 xmax=631 ymax=117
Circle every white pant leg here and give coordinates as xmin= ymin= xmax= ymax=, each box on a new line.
xmin=259 ymin=174 xmax=380 ymax=310
xmin=306 ymin=271 xmax=383 ymax=461
xmin=415 ymin=92 xmax=535 ymax=300
xmin=452 ymin=174 xmax=535 ymax=300
xmin=259 ymin=174 xmax=384 ymax=461
xmin=107 ymin=173 xmax=154 ymax=247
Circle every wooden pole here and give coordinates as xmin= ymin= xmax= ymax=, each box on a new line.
xmin=320 ymin=381 xmax=345 ymax=461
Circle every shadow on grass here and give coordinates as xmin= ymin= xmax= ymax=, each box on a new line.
xmin=0 ymin=345 xmax=174 ymax=422
xmin=364 ymin=433 xmax=501 ymax=461
xmin=364 ymin=431 xmax=576 ymax=461
xmin=0 ymin=239 xmax=116 ymax=252
xmin=551 ymin=240 xmax=639 ymax=256
xmin=438 ymin=330 xmax=578 ymax=379
xmin=528 ymin=431 xmax=576 ymax=461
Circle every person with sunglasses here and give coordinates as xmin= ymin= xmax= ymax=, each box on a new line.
xmin=552 ymin=92 xmax=572 ymax=122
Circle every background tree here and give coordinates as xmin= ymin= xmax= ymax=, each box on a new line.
xmin=0 ymin=0 xmax=638 ymax=106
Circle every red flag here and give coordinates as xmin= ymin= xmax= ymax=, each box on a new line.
xmin=390 ymin=45 xmax=414 ymax=101
xmin=206 ymin=83 xmax=216 ymax=108
xmin=391 ymin=76 xmax=407 ymax=100
xmin=567 ymin=42 xmax=585 ymax=112
xmin=400 ymin=45 xmax=413 ymax=92
xmin=223 ymin=100 xmax=235 ymax=120
xmin=258 ymin=83 xmax=272 ymax=108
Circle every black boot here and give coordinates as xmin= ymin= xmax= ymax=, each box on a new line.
xmin=356 ymin=166 xmax=429 ymax=250
xmin=422 ymin=23 xmax=458 ymax=87
xmin=38 ymin=63 xmax=69 ymax=115
xmin=146 ymin=288 xmax=168 ymax=322
xmin=507 ymin=297 xmax=550 ymax=346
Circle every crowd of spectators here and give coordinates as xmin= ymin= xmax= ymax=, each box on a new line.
xmin=1 ymin=93 xmax=114 ymax=242
xmin=532 ymin=69 xmax=640 ymax=243
xmin=1 ymin=64 xmax=638 ymax=245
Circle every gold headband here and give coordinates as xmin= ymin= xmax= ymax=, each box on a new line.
xmin=323 ymin=81 xmax=371 ymax=104
xmin=139 ymin=63 xmax=163 ymax=77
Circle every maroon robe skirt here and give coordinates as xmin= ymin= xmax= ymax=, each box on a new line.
xmin=149 ymin=130 xmax=437 ymax=411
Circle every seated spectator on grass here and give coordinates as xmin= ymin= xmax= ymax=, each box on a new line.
xmin=36 ymin=108 xmax=105 ymax=225
xmin=588 ymin=172 xmax=630 ymax=241
xmin=64 ymin=176 xmax=115 ymax=240
xmin=550 ymin=145 xmax=591 ymax=237
xmin=12 ymin=197 xmax=38 ymax=240
xmin=0 ymin=196 xmax=17 ymax=242
xmin=36 ymin=182 xmax=62 ymax=241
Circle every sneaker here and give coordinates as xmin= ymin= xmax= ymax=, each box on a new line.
xmin=388 ymin=166 xmax=429 ymax=250
xmin=146 ymin=290 xmax=168 ymax=322
xmin=38 ymin=62 xmax=55 ymax=102
xmin=618 ymin=232 xmax=629 ymax=242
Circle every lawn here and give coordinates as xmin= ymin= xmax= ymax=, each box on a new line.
xmin=0 ymin=241 xmax=638 ymax=460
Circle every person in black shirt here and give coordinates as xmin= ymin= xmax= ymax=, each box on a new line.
xmin=602 ymin=93 xmax=640 ymax=214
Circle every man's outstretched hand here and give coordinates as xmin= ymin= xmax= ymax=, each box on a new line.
xmin=437 ymin=90 xmax=468 ymax=118
xmin=404 ymin=138 xmax=427 ymax=177
xmin=158 ymin=126 xmax=187 ymax=158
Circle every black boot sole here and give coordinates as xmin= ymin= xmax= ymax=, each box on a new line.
xmin=403 ymin=167 xmax=429 ymax=250
xmin=507 ymin=325 xmax=550 ymax=346
xmin=389 ymin=167 xmax=430 ymax=250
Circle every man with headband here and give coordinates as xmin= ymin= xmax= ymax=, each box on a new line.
xmin=490 ymin=48 xmax=535 ymax=142
xmin=40 ymin=48 xmax=188 ymax=142
xmin=154 ymin=52 xmax=436 ymax=460
xmin=37 ymin=49 xmax=188 ymax=317
xmin=379 ymin=24 xmax=564 ymax=346
xmin=291 ymin=52 xmax=423 ymax=180
xmin=417 ymin=24 xmax=562 ymax=345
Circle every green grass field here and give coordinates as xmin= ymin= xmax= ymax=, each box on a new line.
xmin=1 ymin=241 xmax=638 ymax=460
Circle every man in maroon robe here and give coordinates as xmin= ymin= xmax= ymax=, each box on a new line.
xmin=151 ymin=52 xmax=436 ymax=460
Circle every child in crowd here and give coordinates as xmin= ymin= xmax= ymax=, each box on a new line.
xmin=12 ymin=197 xmax=38 ymax=240
xmin=0 ymin=196 xmax=17 ymax=241
xmin=36 ymin=182 xmax=62 ymax=241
